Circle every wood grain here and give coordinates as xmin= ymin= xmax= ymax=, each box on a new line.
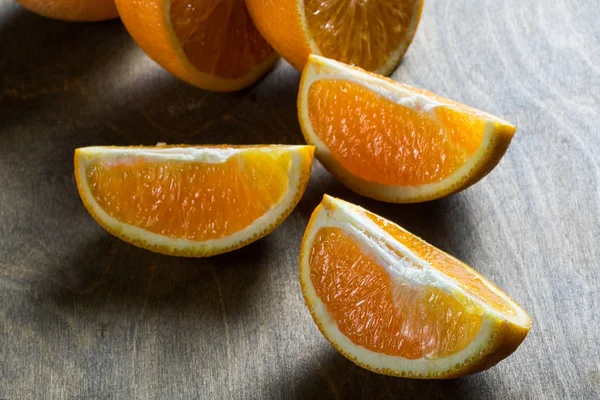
xmin=1 ymin=0 xmax=599 ymax=398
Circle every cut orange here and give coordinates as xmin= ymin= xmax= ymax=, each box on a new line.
xmin=115 ymin=0 xmax=279 ymax=91
xmin=300 ymin=195 xmax=531 ymax=378
xmin=16 ymin=0 xmax=118 ymax=21
xmin=298 ymin=55 xmax=517 ymax=203
xmin=245 ymin=0 xmax=423 ymax=75
xmin=75 ymin=145 xmax=314 ymax=257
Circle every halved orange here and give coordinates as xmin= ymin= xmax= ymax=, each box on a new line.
xmin=246 ymin=0 xmax=423 ymax=75
xmin=300 ymin=195 xmax=531 ymax=378
xmin=298 ymin=55 xmax=517 ymax=203
xmin=75 ymin=145 xmax=314 ymax=257
xmin=16 ymin=0 xmax=118 ymax=21
xmin=115 ymin=0 xmax=279 ymax=91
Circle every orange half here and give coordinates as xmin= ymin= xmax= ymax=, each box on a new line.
xmin=300 ymin=196 xmax=531 ymax=378
xmin=75 ymin=145 xmax=314 ymax=257
xmin=246 ymin=0 xmax=423 ymax=75
xmin=115 ymin=0 xmax=279 ymax=91
xmin=298 ymin=55 xmax=517 ymax=203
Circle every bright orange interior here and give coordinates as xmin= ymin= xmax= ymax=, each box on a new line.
xmin=309 ymin=226 xmax=483 ymax=359
xmin=303 ymin=0 xmax=418 ymax=72
xmin=307 ymin=80 xmax=486 ymax=186
xmin=170 ymin=0 xmax=273 ymax=79
xmin=86 ymin=150 xmax=290 ymax=241
xmin=364 ymin=212 xmax=517 ymax=316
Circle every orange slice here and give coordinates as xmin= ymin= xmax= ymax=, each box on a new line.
xmin=298 ymin=55 xmax=517 ymax=203
xmin=300 ymin=195 xmax=531 ymax=378
xmin=115 ymin=0 xmax=279 ymax=91
xmin=246 ymin=0 xmax=423 ymax=75
xmin=16 ymin=0 xmax=118 ymax=21
xmin=75 ymin=145 xmax=314 ymax=257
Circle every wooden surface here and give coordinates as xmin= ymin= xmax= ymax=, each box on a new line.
xmin=1 ymin=0 xmax=599 ymax=398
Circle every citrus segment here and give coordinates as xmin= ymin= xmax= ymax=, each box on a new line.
xmin=245 ymin=0 xmax=423 ymax=75
xmin=303 ymin=0 xmax=420 ymax=73
xmin=310 ymin=226 xmax=483 ymax=360
xmin=170 ymin=0 xmax=273 ymax=80
xmin=298 ymin=55 xmax=517 ymax=203
xmin=300 ymin=196 xmax=531 ymax=378
xmin=86 ymin=150 xmax=290 ymax=241
xmin=75 ymin=145 xmax=314 ymax=257
xmin=116 ymin=0 xmax=278 ymax=91
xmin=307 ymin=79 xmax=487 ymax=186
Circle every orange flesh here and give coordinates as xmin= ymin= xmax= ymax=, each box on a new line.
xmin=170 ymin=0 xmax=273 ymax=79
xmin=304 ymin=0 xmax=418 ymax=72
xmin=86 ymin=151 xmax=289 ymax=241
xmin=307 ymin=80 xmax=486 ymax=186
xmin=364 ymin=212 xmax=517 ymax=316
xmin=309 ymin=226 xmax=483 ymax=359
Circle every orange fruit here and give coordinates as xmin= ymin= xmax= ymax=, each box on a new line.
xmin=300 ymin=195 xmax=531 ymax=378
xmin=16 ymin=0 xmax=118 ymax=21
xmin=75 ymin=145 xmax=314 ymax=257
xmin=115 ymin=0 xmax=279 ymax=92
xmin=245 ymin=0 xmax=423 ymax=75
xmin=298 ymin=55 xmax=517 ymax=203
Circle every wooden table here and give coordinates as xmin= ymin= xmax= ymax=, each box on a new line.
xmin=1 ymin=0 xmax=598 ymax=398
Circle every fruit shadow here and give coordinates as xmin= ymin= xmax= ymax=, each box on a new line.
xmin=299 ymin=162 xmax=479 ymax=263
xmin=88 ymin=58 xmax=305 ymax=147
xmin=269 ymin=348 xmax=496 ymax=400
xmin=0 ymin=5 xmax=130 ymax=133
xmin=39 ymin=230 xmax=273 ymax=322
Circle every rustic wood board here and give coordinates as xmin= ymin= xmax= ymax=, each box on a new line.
xmin=1 ymin=0 xmax=599 ymax=398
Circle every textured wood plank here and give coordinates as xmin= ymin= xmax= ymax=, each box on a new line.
xmin=0 ymin=0 xmax=599 ymax=398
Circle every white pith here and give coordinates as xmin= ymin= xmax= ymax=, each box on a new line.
xmin=76 ymin=146 xmax=310 ymax=254
xmin=297 ymin=1 xmax=422 ymax=75
xmin=299 ymin=55 xmax=513 ymax=202
xmin=300 ymin=196 xmax=531 ymax=375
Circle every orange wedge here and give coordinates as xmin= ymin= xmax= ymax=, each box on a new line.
xmin=245 ymin=0 xmax=423 ymax=75
xmin=300 ymin=196 xmax=531 ymax=378
xmin=75 ymin=145 xmax=314 ymax=257
xmin=115 ymin=0 xmax=279 ymax=91
xmin=298 ymin=55 xmax=517 ymax=203
xmin=16 ymin=0 xmax=118 ymax=21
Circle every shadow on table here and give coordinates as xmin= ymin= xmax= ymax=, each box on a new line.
xmin=0 ymin=6 xmax=127 ymax=129
xmin=40 ymin=230 xmax=273 ymax=321
xmin=88 ymin=57 xmax=304 ymax=148
xmin=297 ymin=164 xmax=478 ymax=261
xmin=273 ymin=349 xmax=491 ymax=400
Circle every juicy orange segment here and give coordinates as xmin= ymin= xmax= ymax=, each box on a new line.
xmin=170 ymin=0 xmax=273 ymax=80
xmin=307 ymin=79 xmax=486 ymax=186
xmin=300 ymin=196 xmax=532 ymax=378
xmin=246 ymin=0 xmax=423 ymax=75
xmin=75 ymin=145 xmax=314 ymax=257
xmin=298 ymin=55 xmax=517 ymax=203
xmin=115 ymin=0 xmax=278 ymax=91
xmin=310 ymin=227 xmax=483 ymax=359
xmin=303 ymin=0 xmax=420 ymax=73
xmin=87 ymin=151 xmax=290 ymax=241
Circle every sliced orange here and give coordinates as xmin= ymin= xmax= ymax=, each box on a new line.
xmin=298 ymin=55 xmax=517 ymax=203
xmin=300 ymin=196 xmax=531 ymax=378
xmin=115 ymin=0 xmax=278 ymax=91
xmin=16 ymin=0 xmax=118 ymax=21
xmin=75 ymin=145 xmax=314 ymax=257
xmin=246 ymin=0 xmax=423 ymax=75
